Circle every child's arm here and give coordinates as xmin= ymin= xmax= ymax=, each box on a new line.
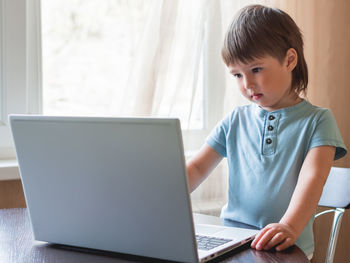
xmin=251 ymin=145 xmax=336 ymax=251
xmin=186 ymin=144 xmax=223 ymax=193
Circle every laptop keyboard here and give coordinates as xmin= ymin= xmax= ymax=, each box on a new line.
xmin=196 ymin=235 xmax=232 ymax=251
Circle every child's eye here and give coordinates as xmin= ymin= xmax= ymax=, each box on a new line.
xmin=252 ymin=67 xmax=262 ymax=73
xmin=233 ymin=73 xmax=242 ymax=78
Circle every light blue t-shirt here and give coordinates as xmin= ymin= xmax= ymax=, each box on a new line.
xmin=206 ymin=100 xmax=347 ymax=256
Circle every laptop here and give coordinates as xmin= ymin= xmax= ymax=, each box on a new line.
xmin=9 ymin=115 xmax=259 ymax=263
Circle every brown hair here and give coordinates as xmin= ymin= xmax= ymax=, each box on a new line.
xmin=222 ymin=5 xmax=308 ymax=95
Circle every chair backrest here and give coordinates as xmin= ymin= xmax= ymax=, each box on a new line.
xmin=316 ymin=167 xmax=350 ymax=263
xmin=318 ymin=167 xmax=350 ymax=209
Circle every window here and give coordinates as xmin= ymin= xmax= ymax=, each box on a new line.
xmin=0 ymin=0 xmax=227 ymax=159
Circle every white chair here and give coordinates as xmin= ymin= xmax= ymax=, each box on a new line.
xmin=315 ymin=167 xmax=350 ymax=263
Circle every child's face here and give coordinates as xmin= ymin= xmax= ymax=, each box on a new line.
xmin=228 ymin=50 xmax=299 ymax=111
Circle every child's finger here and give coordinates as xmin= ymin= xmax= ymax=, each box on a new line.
xmin=251 ymin=227 xmax=271 ymax=248
xmin=255 ymin=228 xmax=276 ymax=250
xmin=263 ymin=232 xmax=285 ymax=250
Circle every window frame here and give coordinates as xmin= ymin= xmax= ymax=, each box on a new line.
xmin=0 ymin=0 xmax=41 ymax=160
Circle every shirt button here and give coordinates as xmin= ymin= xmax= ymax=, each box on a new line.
xmin=266 ymin=138 xmax=272 ymax=144
xmin=268 ymin=115 xmax=275 ymax=120
xmin=268 ymin=125 xmax=274 ymax=131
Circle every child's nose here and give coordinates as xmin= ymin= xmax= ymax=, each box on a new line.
xmin=243 ymin=77 xmax=255 ymax=90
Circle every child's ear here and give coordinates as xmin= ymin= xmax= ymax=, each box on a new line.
xmin=285 ymin=48 xmax=298 ymax=71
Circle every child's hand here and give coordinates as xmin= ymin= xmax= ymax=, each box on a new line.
xmin=250 ymin=223 xmax=298 ymax=251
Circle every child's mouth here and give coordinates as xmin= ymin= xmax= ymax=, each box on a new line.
xmin=252 ymin=93 xmax=263 ymax=100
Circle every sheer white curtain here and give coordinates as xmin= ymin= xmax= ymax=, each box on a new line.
xmin=42 ymin=0 xmax=208 ymax=130
xmin=121 ymin=0 xmax=209 ymax=130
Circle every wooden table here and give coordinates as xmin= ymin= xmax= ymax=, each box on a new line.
xmin=0 ymin=208 xmax=309 ymax=263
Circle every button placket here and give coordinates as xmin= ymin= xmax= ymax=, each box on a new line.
xmin=262 ymin=114 xmax=280 ymax=155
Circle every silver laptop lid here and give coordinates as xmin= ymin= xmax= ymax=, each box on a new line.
xmin=9 ymin=115 xmax=198 ymax=263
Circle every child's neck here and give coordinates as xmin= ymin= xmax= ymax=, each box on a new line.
xmin=260 ymin=95 xmax=302 ymax=112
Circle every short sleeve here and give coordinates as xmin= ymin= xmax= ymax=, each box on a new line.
xmin=206 ymin=115 xmax=230 ymax=157
xmin=308 ymin=109 xmax=347 ymax=160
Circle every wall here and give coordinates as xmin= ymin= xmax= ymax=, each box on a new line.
xmin=301 ymin=1 xmax=350 ymax=262
xmin=0 ymin=180 xmax=26 ymax=208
